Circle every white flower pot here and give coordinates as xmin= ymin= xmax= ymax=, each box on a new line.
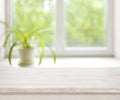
xmin=18 ymin=48 xmax=35 ymax=66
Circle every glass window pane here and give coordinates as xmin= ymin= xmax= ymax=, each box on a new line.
xmin=66 ymin=0 xmax=106 ymax=47
xmin=13 ymin=0 xmax=55 ymax=46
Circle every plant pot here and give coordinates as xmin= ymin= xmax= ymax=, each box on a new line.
xmin=18 ymin=48 xmax=35 ymax=66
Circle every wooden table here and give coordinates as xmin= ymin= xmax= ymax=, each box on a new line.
xmin=0 ymin=67 xmax=120 ymax=100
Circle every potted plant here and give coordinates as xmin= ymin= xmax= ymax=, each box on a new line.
xmin=0 ymin=21 xmax=56 ymax=66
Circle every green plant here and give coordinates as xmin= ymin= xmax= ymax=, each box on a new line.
xmin=0 ymin=21 xmax=56 ymax=65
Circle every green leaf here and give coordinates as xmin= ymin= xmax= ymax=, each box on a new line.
xmin=28 ymin=27 xmax=51 ymax=39
xmin=49 ymin=47 xmax=56 ymax=64
xmin=39 ymin=44 xmax=45 ymax=65
xmin=0 ymin=21 xmax=11 ymax=28
xmin=27 ymin=27 xmax=41 ymax=37
xmin=8 ymin=43 xmax=17 ymax=65
xmin=3 ymin=31 xmax=12 ymax=47
xmin=51 ymin=49 xmax=56 ymax=64
xmin=34 ymin=35 xmax=45 ymax=65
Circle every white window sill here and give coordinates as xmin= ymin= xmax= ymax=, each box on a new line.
xmin=0 ymin=57 xmax=120 ymax=68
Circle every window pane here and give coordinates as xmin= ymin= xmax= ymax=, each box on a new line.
xmin=13 ymin=0 xmax=55 ymax=46
xmin=66 ymin=0 xmax=106 ymax=47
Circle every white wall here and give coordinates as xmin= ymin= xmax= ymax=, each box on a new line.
xmin=114 ymin=0 xmax=120 ymax=59
xmin=0 ymin=0 xmax=5 ymax=59
xmin=0 ymin=0 xmax=5 ymax=21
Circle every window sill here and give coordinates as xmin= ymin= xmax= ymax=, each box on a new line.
xmin=0 ymin=57 xmax=120 ymax=68
xmin=0 ymin=57 xmax=120 ymax=94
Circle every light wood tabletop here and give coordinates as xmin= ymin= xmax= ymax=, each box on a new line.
xmin=0 ymin=67 xmax=120 ymax=94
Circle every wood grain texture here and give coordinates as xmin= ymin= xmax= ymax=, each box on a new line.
xmin=1 ymin=95 xmax=120 ymax=100
xmin=0 ymin=67 xmax=120 ymax=94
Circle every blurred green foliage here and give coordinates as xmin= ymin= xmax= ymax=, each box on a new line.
xmin=66 ymin=0 xmax=106 ymax=47
xmin=13 ymin=0 xmax=55 ymax=46
xmin=14 ymin=0 xmax=106 ymax=47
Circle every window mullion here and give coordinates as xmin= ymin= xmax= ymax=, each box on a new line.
xmin=55 ymin=0 xmax=65 ymax=56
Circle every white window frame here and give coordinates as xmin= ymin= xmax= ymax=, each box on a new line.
xmin=6 ymin=0 xmax=114 ymax=57
xmin=55 ymin=0 xmax=114 ymax=57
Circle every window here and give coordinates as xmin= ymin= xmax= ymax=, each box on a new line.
xmin=7 ymin=0 xmax=113 ymax=56
xmin=13 ymin=0 xmax=55 ymax=46
xmin=66 ymin=0 xmax=106 ymax=47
